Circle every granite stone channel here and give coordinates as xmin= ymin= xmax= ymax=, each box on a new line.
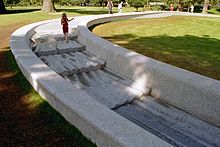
xmin=32 ymin=32 xmax=220 ymax=147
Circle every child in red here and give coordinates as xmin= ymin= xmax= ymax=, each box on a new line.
xmin=61 ymin=13 xmax=74 ymax=43
xmin=169 ymin=4 xmax=174 ymax=11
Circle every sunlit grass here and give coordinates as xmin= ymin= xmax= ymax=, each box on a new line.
xmin=92 ymin=16 xmax=220 ymax=80
xmin=22 ymin=89 xmax=44 ymax=110
xmin=0 ymin=6 xmax=136 ymax=27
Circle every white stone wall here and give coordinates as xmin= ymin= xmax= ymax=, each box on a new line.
xmin=76 ymin=12 xmax=220 ymax=127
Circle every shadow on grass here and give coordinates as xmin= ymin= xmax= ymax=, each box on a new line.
xmin=208 ymin=8 xmax=220 ymax=14
xmin=216 ymin=8 xmax=220 ymax=12
xmin=5 ymin=50 xmax=96 ymax=146
xmin=6 ymin=50 xmax=32 ymax=93
xmin=3 ymin=7 xmax=112 ymax=15
xmin=57 ymin=8 xmax=108 ymax=15
xmin=100 ymin=33 xmax=220 ymax=80
xmin=4 ymin=8 xmax=41 ymax=14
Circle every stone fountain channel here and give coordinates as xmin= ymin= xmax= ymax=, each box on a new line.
xmin=32 ymin=32 xmax=220 ymax=147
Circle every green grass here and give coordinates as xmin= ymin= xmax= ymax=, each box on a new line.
xmin=208 ymin=8 xmax=220 ymax=15
xmin=0 ymin=6 xmax=102 ymax=26
xmin=92 ymin=16 xmax=220 ymax=80
xmin=0 ymin=6 xmax=136 ymax=27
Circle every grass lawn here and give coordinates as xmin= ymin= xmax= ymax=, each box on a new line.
xmin=0 ymin=6 xmax=136 ymax=50
xmin=1 ymin=6 xmax=102 ymax=26
xmin=92 ymin=16 xmax=220 ymax=80
xmin=0 ymin=6 xmax=136 ymax=27
xmin=208 ymin=8 xmax=220 ymax=15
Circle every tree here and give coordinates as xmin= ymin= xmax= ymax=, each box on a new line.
xmin=4 ymin=0 xmax=20 ymax=8
xmin=202 ymin=0 xmax=209 ymax=13
xmin=41 ymin=0 xmax=56 ymax=13
xmin=90 ymin=0 xmax=107 ymax=6
xmin=128 ymin=0 xmax=147 ymax=11
xmin=0 ymin=0 xmax=7 ymax=13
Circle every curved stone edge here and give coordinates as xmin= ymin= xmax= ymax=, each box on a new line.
xmin=76 ymin=11 xmax=220 ymax=127
xmin=10 ymin=14 xmax=172 ymax=147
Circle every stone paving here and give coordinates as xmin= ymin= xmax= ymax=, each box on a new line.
xmin=116 ymin=96 xmax=220 ymax=146
xmin=30 ymin=12 xmax=220 ymax=146
xmin=32 ymin=33 xmax=143 ymax=109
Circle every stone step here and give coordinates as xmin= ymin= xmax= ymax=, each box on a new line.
xmin=78 ymin=51 xmax=106 ymax=68
xmin=34 ymin=40 xmax=85 ymax=56
xmin=64 ymin=69 xmax=144 ymax=109
xmin=40 ymin=55 xmax=68 ymax=75
xmin=90 ymin=71 xmax=138 ymax=107
xmin=32 ymin=33 xmax=77 ymax=43
xmin=97 ymin=68 xmax=151 ymax=95
xmin=114 ymin=96 xmax=220 ymax=147
xmin=65 ymin=72 xmax=125 ymax=109
xmin=33 ymin=41 xmax=57 ymax=56
xmin=94 ymin=70 xmax=143 ymax=103
xmin=40 ymin=52 xmax=105 ymax=76
xmin=57 ymin=40 xmax=85 ymax=54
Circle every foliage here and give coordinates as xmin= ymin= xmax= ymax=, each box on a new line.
xmin=90 ymin=0 xmax=105 ymax=6
xmin=127 ymin=0 xmax=148 ymax=11
xmin=89 ymin=0 xmax=121 ymax=6
xmin=3 ymin=0 xmax=42 ymax=6
xmin=19 ymin=0 xmax=42 ymax=6
xmin=0 ymin=0 xmax=7 ymax=13
xmin=59 ymin=0 xmax=79 ymax=5
xmin=1 ymin=0 xmax=220 ymax=13
xmin=1 ymin=0 xmax=218 ymax=8
xmin=4 ymin=0 xmax=20 ymax=6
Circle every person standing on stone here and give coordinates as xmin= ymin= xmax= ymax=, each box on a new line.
xmin=118 ymin=2 xmax=123 ymax=13
xmin=107 ymin=0 xmax=113 ymax=14
xmin=61 ymin=13 xmax=74 ymax=43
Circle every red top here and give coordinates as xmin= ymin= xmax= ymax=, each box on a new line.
xmin=61 ymin=18 xmax=68 ymax=27
xmin=61 ymin=18 xmax=69 ymax=34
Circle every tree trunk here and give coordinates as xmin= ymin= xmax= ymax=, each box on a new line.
xmin=177 ymin=3 xmax=183 ymax=12
xmin=0 ymin=0 xmax=7 ymax=14
xmin=41 ymin=0 xmax=56 ymax=13
xmin=202 ymin=0 xmax=209 ymax=13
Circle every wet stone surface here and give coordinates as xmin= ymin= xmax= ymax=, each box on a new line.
xmin=33 ymin=33 xmax=220 ymax=147
xmin=33 ymin=33 xmax=143 ymax=109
